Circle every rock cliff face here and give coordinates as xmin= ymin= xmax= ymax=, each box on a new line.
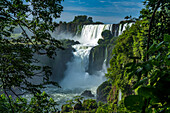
xmin=87 ymin=38 xmax=116 ymax=75
xmin=32 ymin=48 xmax=73 ymax=83
xmin=33 ymin=40 xmax=79 ymax=83
xmin=87 ymin=45 xmax=114 ymax=75
xmin=50 ymin=47 xmax=74 ymax=82
xmin=55 ymin=23 xmax=80 ymax=37
xmin=87 ymin=45 xmax=106 ymax=74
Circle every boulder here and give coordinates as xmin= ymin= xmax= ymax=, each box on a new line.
xmin=97 ymin=81 xmax=112 ymax=103
xmin=81 ymin=90 xmax=94 ymax=97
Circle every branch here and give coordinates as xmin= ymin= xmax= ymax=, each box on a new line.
xmin=146 ymin=0 xmax=162 ymax=61
xmin=4 ymin=90 xmax=14 ymax=113
xmin=18 ymin=22 xmax=36 ymax=46
xmin=10 ymin=88 xmax=24 ymax=102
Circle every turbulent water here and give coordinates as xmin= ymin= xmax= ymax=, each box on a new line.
xmin=24 ymin=24 xmax=132 ymax=109
xmin=45 ymin=24 xmax=114 ymax=108
xmin=59 ymin=24 xmax=114 ymax=88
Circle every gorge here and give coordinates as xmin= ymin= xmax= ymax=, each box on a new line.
xmin=31 ymin=22 xmax=133 ymax=108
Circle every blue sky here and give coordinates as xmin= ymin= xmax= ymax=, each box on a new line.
xmin=57 ymin=0 xmax=144 ymax=24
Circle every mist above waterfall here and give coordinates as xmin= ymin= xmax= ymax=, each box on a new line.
xmin=60 ymin=44 xmax=106 ymax=89
xmin=59 ymin=24 xmax=114 ymax=90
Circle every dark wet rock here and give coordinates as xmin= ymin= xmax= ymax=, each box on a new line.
xmin=81 ymin=90 xmax=94 ymax=97
xmin=74 ymin=102 xmax=83 ymax=110
xmin=97 ymin=81 xmax=112 ymax=103
xmin=87 ymin=45 xmax=107 ymax=75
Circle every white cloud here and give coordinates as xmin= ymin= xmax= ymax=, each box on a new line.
xmin=57 ymin=1 xmax=143 ymax=23
xmin=78 ymin=0 xmax=85 ymax=4
xmin=69 ymin=1 xmax=77 ymax=3
xmin=110 ymin=1 xmax=143 ymax=7
xmin=100 ymin=1 xmax=106 ymax=3
xmin=64 ymin=6 xmax=89 ymax=12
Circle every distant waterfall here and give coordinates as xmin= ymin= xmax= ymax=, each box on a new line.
xmin=118 ymin=23 xmax=133 ymax=36
xmin=78 ymin=24 xmax=113 ymax=45
xmin=102 ymin=47 xmax=108 ymax=73
xmin=118 ymin=89 xmax=122 ymax=105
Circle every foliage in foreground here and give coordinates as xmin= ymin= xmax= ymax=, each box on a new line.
xmin=106 ymin=0 xmax=170 ymax=112
xmin=0 ymin=92 xmax=58 ymax=113
xmin=0 ymin=0 xmax=64 ymax=112
xmin=60 ymin=96 xmax=115 ymax=113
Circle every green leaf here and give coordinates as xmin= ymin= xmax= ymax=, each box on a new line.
xmin=138 ymin=87 xmax=155 ymax=98
xmin=124 ymin=95 xmax=145 ymax=112
xmin=144 ymin=63 xmax=152 ymax=71
xmin=133 ymin=77 xmax=148 ymax=89
xmin=144 ymin=41 xmax=156 ymax=56
xmin=164 ymin=34 xmax=170 ymax=42
xmin=155 ymin=41 xmax=164 ymax=51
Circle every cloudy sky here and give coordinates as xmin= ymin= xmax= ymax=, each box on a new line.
xmin=57 ymin=0 xmax=144 ymax=24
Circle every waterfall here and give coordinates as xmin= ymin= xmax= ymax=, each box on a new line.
xmin=118 ymin=23 xmax=133 ymax=36
xmin=78 ymin=24 xmax=113 ymax=45
xmin=114 ymin=25 xmax=119 ymax=37
xmin=102 ymin=47 xmax=108 ymax=73
xmin=118 ymin=89 xmax=122 ymax=102
xmin=60 ymin=24 xmax=113 ymax=89
xmin=60 ymin=44 xmax=94 ymax=88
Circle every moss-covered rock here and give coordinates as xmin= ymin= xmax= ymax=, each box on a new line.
xmin=97 ymin=81 xmax=112 ymax=103
xmin=61 ymin=39 xmax=80 ymax=48
xmin=74 ymin=102 xmax=83 ymax=111
xmin=82 ymin=99 xmax=98 ymax=111
xmin=101 ymin=30 xmax=113 ymax=40
xmin=61 ymin=104 xmax=72 ymax=113
xmin=88 ymin=37 xmax=117 ymax=75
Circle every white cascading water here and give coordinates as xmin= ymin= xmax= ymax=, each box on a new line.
xmin=102 ymin=47 xmax=108 ymax=73
xmin=60 ymin=24 xmax=113 ymax=89
xmin=118 ymin=23 xmax=133 ymax=36
xmin=59 ymin=44 xmax=100 ymax=89
xmin=77 ymin=24 xmax=112 ymax=45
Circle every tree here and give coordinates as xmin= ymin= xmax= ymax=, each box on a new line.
xmin=106 ymin=0 xmax=169 ymax=112
xmin=124 ymin=0 xmax=170 ymax=112
xmin=0 ymin=0 xmax=64 ymax=112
